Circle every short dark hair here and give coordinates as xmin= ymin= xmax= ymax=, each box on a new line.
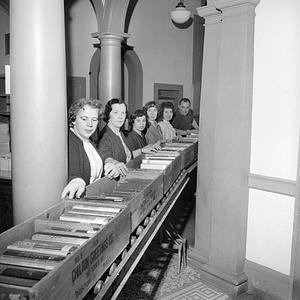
xmin=179 ymin=98 xmax=191 ymax=105
xmin=157 ymin=101 xmax=175 ymax=121
xmin=103 ymin=98 xmax=128 ymax=123
xmin=144 ymin=101 xmax=159 ymax=112
xmin=128 ymin=109 xmax=147 ymax=131
xmin=68 ymin=98 xmax=103 ymax=127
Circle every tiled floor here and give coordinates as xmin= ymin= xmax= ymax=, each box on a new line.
xmin=117 ymin=246 xmax=230 ymax=300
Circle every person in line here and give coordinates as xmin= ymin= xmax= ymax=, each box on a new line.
xmin=171 ymin=98 xmax=199 ymax=136
xmin=157 ymin=101 xmax=177 ymax=142
xmin=144 ymin=101 xmax=163 ymax=145
xmin=127 ymin=109 xmax=161 ymax=155
xmin=61 ymin=98 xmax=119 ymax=199
xmin=97 ymin=98 xmax=132 ymax=177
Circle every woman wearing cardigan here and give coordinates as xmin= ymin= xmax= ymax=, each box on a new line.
xmin=61 ymin=98 xmax=119 ymax=199
xmin=97 ymin=98 xmax=132 ymax=177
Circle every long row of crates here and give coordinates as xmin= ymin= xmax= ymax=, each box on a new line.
xmin=0 ymin=136 xmax=198 ymax=300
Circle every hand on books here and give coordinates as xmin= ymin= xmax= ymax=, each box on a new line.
xmin=114 ymin=162 xmax=128 ymax=177
xmin=104 ymin=162 xmax=121 ymax=179
xmin=152 ymin=142 xmax=162 ymax=151
xmin=141 ymin=145 xmax=158 ymax=154
xmin=61 ymin=178 xmax=86 ymax=199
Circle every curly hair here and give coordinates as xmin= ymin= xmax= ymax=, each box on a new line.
xmin=68 ymin=98 xmax=103 ymax=127
xmin=103 ymin=98 xmax=128 ymax=123
xmin=143 ymin=101 xmax=159 ymax=112
xmin=128 ymin=109 xmax=147 ymax=131
xmin=157 ymin=101 xmax=175 ymax=122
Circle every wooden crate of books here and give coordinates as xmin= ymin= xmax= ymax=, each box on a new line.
xmin=116 ymin=170 xmax=163 ymax=231
xmin=140 ymin=151 xmax=182 ymax=194
xmin=178 ymin=136 xmax=198 ymax=162
xmin=0 ymin=199 xmax=130 ymax=300
xmin=86 ymin=169 xmax=164 ymax=232
xmin=181 ymin=143 xmax=197 ymax=168
xmin=164 ymin=142 xmax=195 ymax=169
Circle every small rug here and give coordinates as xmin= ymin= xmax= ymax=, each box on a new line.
xmin=117 ymin=246 xmax=229 ymax=300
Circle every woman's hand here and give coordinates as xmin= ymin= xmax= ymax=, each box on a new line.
xmin=152 ymin=142 xmax=162 ymax=151
xmin=141 ymin=145 xmax=158 ymax=154
xmin=104 ymin=163 xmax=121 ymax=179
xmin=61 ymin=178 xmax=86 ymax=199
xmin=104 ymin=158 xmax=128 ymax=177
xmin=114 ymin=162 xmax=128 ymax=176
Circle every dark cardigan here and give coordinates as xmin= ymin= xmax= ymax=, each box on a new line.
xmin=97 ymin=126 xmax=132 ymax=164
xmin=68 ymin=130 xmax=102 ymax=185
xmin=126 ymin=130 xmax=147 ymax=151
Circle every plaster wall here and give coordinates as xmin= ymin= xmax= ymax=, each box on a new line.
xmin=246 ymin=0 xmax=300 ymax=275
xmin=127 ymin=0 xmax=198 ymax=106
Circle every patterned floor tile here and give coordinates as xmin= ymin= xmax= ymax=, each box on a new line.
xmin=117 ymin=247 xmax=229 ymax=300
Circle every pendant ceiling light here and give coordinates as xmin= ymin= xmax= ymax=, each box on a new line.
xmin=170 ymin=0 xmax=191 ymax=24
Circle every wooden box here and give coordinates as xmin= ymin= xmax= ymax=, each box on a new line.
xmin=86 ymin=169 xmax=164 ymax=232
xmin=117 ymin=170 xmax=163 ymax=231
xmin=0 ymin=199 xmax=130 ymax=300
xmin=181 ymin=144 xmax=196 ymax=168
xmin=161 ymin=155 xmax=182 ymax=194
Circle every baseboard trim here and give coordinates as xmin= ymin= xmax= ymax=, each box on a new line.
xmin=245 ymin=260 xmax=290 ymax=300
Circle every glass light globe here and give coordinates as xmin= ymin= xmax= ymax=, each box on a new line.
xmin=171 ymin=6 xmax=191 ymax=24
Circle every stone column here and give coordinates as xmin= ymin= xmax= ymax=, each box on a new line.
xmin=10 ymin=0 xmax=68 ymax=223
xmin=192 ymin=0 xmax=260 ymax=295
xmin=92 ymin=32 xmax=129 ymax=103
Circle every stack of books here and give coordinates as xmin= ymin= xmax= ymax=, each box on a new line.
xmin=140 ymin=149 xmax=180 ymax=171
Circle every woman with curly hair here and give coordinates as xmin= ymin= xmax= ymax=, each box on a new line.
xmin=61 ymin=98 xmax=119 ymax=199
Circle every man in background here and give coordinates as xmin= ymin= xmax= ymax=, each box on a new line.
xmin=171 ymin=98 xmax=199 ymax=136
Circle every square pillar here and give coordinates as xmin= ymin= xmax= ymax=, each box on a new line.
xmin=191 ymin=0 xmax=260 ymax=296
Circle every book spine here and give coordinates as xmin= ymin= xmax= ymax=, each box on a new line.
xmin=83 ymin=195 xmax=123 ymax=202
xmin=0 ymin=274 xmax=39 ymax=287
xmin=144 ymin=155 xmax=176 ymax=160
xmin=0 ymin=256 xmax=60 ymax=270
xmin=34 ymin=218 xmax=102 ymax=233
xmin=0 ymin=263 xmax=48 ymax=280
xmin=39 ymin=229 xmax=95 ymax=238
xmin=7 ymin=240 xmax=78 ymax=256
xmin=59 ymin=213 xmax=110 ymax=225
xmin=67 ymin=209 xmax=117 ymax=217
xmin=141 ymin=159 xmax=172 ymax=164
xmin=31 ymin=233 xmax=87 ymax=246
xmin=140 ymin=164 xmax=166 ymax=170
xmin=72 ymin=204 xmax=121 ymax=214
xmin=3 ymin=249 xmax=65 ymax=262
